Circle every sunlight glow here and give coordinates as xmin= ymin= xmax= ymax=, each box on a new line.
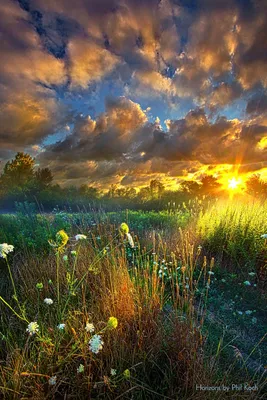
xmin=228 ymin=177 xmax=242 ymax=190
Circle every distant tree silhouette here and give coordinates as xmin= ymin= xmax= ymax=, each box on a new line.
xmin=181 ymin=180 xmax=201 ymax=195
xmin=35 ymin=167 xmax=53 ymax=189
xmin=199 ymin=175 xmax=220 ymax=195
xmin=246 ymin=174 xmax=267 ymax=197
xmin=149 ymin=179 xmax=165 ymax=199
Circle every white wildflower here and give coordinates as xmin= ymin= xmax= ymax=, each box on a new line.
xmin=48 ymin=376 xmax=57 ymax=385
xmin=260 ymin=234 xmax=267 ymax=239
xmin=85 ymin=322 xmax=95 ymax=333
xmin=0 ymin=243 xmax=14 ymax=258
xmin=44 ymin=298 xmax=53 ymax=305
xmin=77 ymin=364 xmax=84 ymax=373
xmin=111 ymin=369 xmax=117 ymax=376
xmin=208 ymin=271 xmax=214 ymax=275
xmin=89 ymin=334 xmax=104 ymax=354
xmin=237 ymin=311 xmax=243 ymax=315
xmin=243 ymin=281 xmax=251 ymax=286
xmin=248 ymin=272 xmax=256 ymax=277
xmin=26 ymin=322 xmax=39 ymax=336
xmin=63 ymin=255 xmax=68 ymax=262
xmin=57 ymin=323 xmax=65 ymax=330
xmin=221 ymin=279 xmax=226 ymax=283
xmin=245 ymin=310 xmax=252 ymax=315
xmin=126 ymin=233 xmax=134 ymax=248
xmin=71 ymin=250 xmax=77 ymax=256
xmin=75 ymin=234 xmax=87 ymax=241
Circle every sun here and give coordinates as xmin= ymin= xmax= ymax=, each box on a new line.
xmin=228 ymin=177 xmax=242 ymax=190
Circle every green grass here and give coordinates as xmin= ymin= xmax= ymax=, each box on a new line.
xmin=0 ymin=198 xmax=266 ymax=399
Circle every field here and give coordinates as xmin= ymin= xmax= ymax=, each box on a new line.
xmin=0 ymin=198 xmax=266 ymax=399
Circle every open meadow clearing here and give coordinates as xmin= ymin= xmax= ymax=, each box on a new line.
xmin=0 ymin=198 xmax=266 ymax=399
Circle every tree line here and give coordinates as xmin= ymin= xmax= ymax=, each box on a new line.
xmin=0 ymin=152 xmax=266 ymax=210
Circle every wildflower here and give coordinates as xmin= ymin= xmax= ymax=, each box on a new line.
xmin=185 ymin=284 xmax=189 ymax=289
xmin=44 ymin=298 xmax=53 ymax=305
xmin=49 ymin=230 xmax=69 ymax=253
xmin=107 ymin=317 xmax=118 ymax=330
xmin=36 ymin=282 xmax=43 ymax=290
xmin=126 ymin=233 xmax=134 ymax=248
xmin=248 ymin=272 xmax=256 ymax=277
xmin=111 ymin=369 xmax=117 ymax=376
xmin=85 ymin=322 xmax=95 ymax=333
xmin=63 ymin=255 xmax=68 ymax=262
xmin=0 ymin=243 xmax=14 ymax=258
xmin=208 ymin=271 xmax=214 ymax=275
xmin=197 ymin=245 xmax=202 ymax=251
xmin=260 ymin=234 xmax=267 ymax=239
xmin=221 ymin=279 xmax=226 ymax=283
xmin=26 ymin=322 xmax=39 ymax=336
xmin=123 ymin=369 xmax=131 ymax=379
xmin=57 ymin=323 xmax=66 ymax=330
xmin=120 ymin=223 xmax=129 ymax=234
xmin=75 ymin=234 xmax=87 ymax=241
xmin=243 ymin=281 xmax=251 ymax=286
xmin=89 ymin=334 xmax=104 ymax=354
xmin=71 ymin=250 xmax=77 ymax=256
xmin=237 ymin=311 xmax=243 ymax=315
xmin=48 ymin=376 xmax=57 ymax=385
xmin=245 ymin=310 xmax=252 ymax=315
xmin=77 ymin=364 xmax=85 ymax=373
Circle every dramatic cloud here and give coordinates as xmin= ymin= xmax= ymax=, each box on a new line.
xmin=0 ymin=0 xmax=267 ymax=186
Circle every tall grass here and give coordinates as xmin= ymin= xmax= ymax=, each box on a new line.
xmin=0 ymin=199 xmax=266 ymax=399
xmin=0 ymin=220 xmax=215 ymax=399
xmin=196 ymin=199 xmax=267 ymax=276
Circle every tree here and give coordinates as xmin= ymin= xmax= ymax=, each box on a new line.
xmin=199 ymin=175 xmax=220 ymax=195
xmin=138 ymin=186 xmax=151 ymax=202
xmin=181 ymin=180 xmax=201 ymax=195
xmin=246 ymin=174 xmax=267 ymax=197
xmin=150 ymin=179 xmax=165 ymax=199
xmin=1 ymin=152 xmax=35 ymax=189
xmin=79 ymin=184 xmax=99 ymax=199
xmin=35 ymin=167 xmax=53 ymax=189
xmin=125 ymin=187 xmax=137 ymax=199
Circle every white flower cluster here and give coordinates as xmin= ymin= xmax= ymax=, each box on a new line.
xmin=89 ymin=334 xmax=104 ymax=354
xmin=0 ymin=243 xmax=14 ymax=258
xmin=75 ymin=234 xmax=87 ymax=241
xmin=85 ymin=322 xmax=95 ymax=333
xmin=44 ymin=298 xmax=53 ymax=305
xmin=26 ymin=322 xmax=39 ymax=336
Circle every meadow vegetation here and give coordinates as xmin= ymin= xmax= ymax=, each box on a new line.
xmin=0 ymin=197 xmax=266 ymax=399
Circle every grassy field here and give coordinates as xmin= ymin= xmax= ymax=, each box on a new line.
xmin=0 ymin=198 xmax=266 ymax=399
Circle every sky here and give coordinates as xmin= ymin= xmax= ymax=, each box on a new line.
xmin=0 ymin=0 xmax=267 ymax=190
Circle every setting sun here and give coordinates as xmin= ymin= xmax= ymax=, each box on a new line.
xmin=228 ymin=177 xmax=242 ymax=190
